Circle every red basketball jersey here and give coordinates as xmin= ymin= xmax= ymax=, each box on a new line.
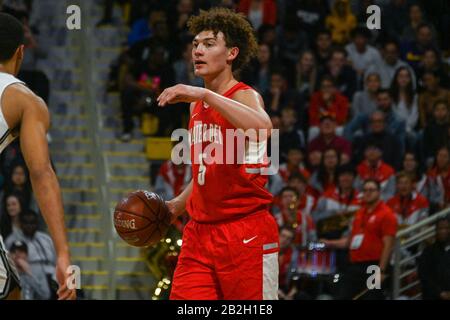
xmin=186 ymin=82 xmax=273 ymax=223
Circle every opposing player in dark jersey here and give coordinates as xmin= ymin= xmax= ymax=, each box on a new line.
xmin=157 ymin=8 xmax=279 ymax=300
xmin=0 ymin=13 xmax=75 ymax=300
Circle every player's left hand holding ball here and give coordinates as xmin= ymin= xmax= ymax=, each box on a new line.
xmin=157 ymin=84 xmax=206 ymax=106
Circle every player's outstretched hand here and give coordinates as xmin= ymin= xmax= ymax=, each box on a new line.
xmin=56 ymin=255 xmax=77 ymax=300
xmin=157 ymin=84 xmax=206 ymax=106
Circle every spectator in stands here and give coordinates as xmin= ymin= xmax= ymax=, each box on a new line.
xmin=313 ymin=164 xmax=361 ymax=229
xmin=154 ymin=161 xmax=191 ymax=201
xmin=400 ymin=4 xmax=430 ymax=43
xmin=279 ymin=108 xmax=305 ymax=162
xmin=345 ymin=27 xmax=381 ymax=88
xmin=318 ymin=48 xmax=357 ymax=100
xmin=313 ymin=29 xmax=333 ymax=71
xmin=423 ymin=100 xmax=450 ymax=163
xmin=390 ymin=66 xmax=419 ymax=148
xmin=310 ymin=147 xmax=340 ymax=196
xmin=169 ymin=0 xmax=194 ymax=42
xmin=402 ymin=152 xmax=428 ymax=196
xmin=285 ymin=0 xmax=328 ymax=37
xmin=352 ymin=111 xmax=403 ymax=169
xmin=0 ymin=192 xmax=25 ymax=239
xmin=278 ymin=226 xmax=296 ymax=299
xmin=237 ymin=0 xmax=277 ymax=30
xmin=263 ymin=69 xmax=300 ymax=115
xmin=287 ymin=173 xmax=317 ymax=217
xmin=418 ymin=217 xmax=450 ymax=300
xmin=427 ymin=147 xmax=450 ymax=212
xmin=120 ymin=43 xmax=175 ymax=140
xmin=5 ymin=210 xmax=56 ymax=295
xmin=278 ymin=148 xmax=310 ymax=183
xmin=294 ymin=50 xmax=317 ymax=103
xmin=351 ymin=72 xmax=381 ymax=121
xmin=387 ymin=172 xmax=429 ymax=227
xmin=322 ymin=179 xmax=398 ymax=300
xmin=418 ymin=71 xmax=450 ymax=128
xmin=9 ymin=240 xmax=51 ymax=300
xmin=273 ymin=187 xmax=317 ymax=246
xmin=4 ymin=162 xmax=34 ymax=210
xmin=383 ymin=0 xmax=410 ymax=39
xmin=365 ymin=39 xmax=416 ymax=90
xmin=416 ymin=48 xmax=450 ymax=90
xmin=308 ymin=115 xmax=352 ymax=166
xmin=355 ymin=143 xmax=396 ymax=201
xmin=173 ymin=40 xmax=203 ymax=88
xmin=401 ymin=23 xmax=438 ymax=72
xmin=308 ymin=75 xmax=349 ymax=141
xmin=240 ymin=43 xmax=273 ymax=93
xmin=126 ymin=8 xmax=162 ymax=47
xmin=325 ymin=0 xmax=356 ymax=45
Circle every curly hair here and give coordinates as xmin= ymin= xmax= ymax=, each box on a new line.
xmin=187 ymin=7 xmax=258 ymax=72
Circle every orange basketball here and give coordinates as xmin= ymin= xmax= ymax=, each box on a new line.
xmin=114 ymin=190 xmax=171 ymax=247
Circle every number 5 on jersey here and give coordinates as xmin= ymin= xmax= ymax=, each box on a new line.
xmin=198 ymin=153 xmax=206 ymax=186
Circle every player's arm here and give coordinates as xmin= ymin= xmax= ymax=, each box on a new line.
xmin=157 ymin=84 xmax=273 ymax=134
xmin=7 ymin=85 xmax=76 ymax=299
xmin=320 ymin=236 xmax=350 ymax=249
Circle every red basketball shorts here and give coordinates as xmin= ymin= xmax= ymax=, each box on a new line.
xmin=170 ymin=211 xmax=279 ymax=300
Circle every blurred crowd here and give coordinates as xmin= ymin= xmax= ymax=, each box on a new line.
xmin=102 ymin=0 xmax=450 ymax=300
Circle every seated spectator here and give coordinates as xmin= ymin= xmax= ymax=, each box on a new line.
xmin=240 ymin=43 xmax=273 ymax=94
xmin=322 ymin=179 xmax=398 ymax=300
xmin=351 ymin=72 xmax=381 ymax=120
xmin=286 ymin=173 xmax=317 ymax=217
xmin=277 ymin=17 xmax=310 ymax=73
xmin=262 ymin=69 xmax=302 ymax=115
xmin=418 ymin=71 xmax=450 ymax=128
xmin=325 ymin=0 xmax=356 ymax=45
xmin=352 ymin=111 xmax=403 ymax=169
xmin=416 ymin=48 xmax=450 ymax=90
xmin=423 ymin=100 xmax=450 ymax=163
xmin=318 ymin=48 xmax=357 ymax=100
xmin=402 ymin=152 xmax=428 ymax=196
xmin=390 ymin=66 xmax=419 ymax=148
xmin=355 ymin=143 xmax=396 ymax=201
xmin=401 ymin=23 xmax=439 ymax=72
xmin=294 ymin=50 xmax=317 ymax=102
xmin=272 ymin=187 xmax=317 ymax=246
xmin=346 ymin=89 xmax=406 ymax=155
xmin=168 ymin=0 xmax=194 ymax=43
xmin=5 ymin=210 xmax=56 ymax=295
xmin=9 ymin=240 xmax=51 ymax=300
xmin=345 ymin=27 xmax=381 ymax=88
xmin=365 ymin=39 xmax=416 ymax=90
xmin=0 ymin=192 xmax=26 ymax=239
xmin=418 ymin=217 xmax=450 ymax=300
xmin=308 ymin=114 xmax=352 ymax=166
xmin=173 ymin=40 xmax=203 ymax=88
xmin=313 ymin=29 xmax=333 ymax=71
xmin=120 ymin=42 xmax=175 ymax=140
xmin=309 ymin=147 xmax=340 ymax=196
xmin=313 ymin=164 xmax=362 ymax=233
xmin=154 ymin=161 xmax=191 ymax=201
xmin=400 ymin=4 xmax=432 ymax=44
xmin=427 ymin=147 xmax=450 ymax=212
xmin=279 ymin=108 xmax=306 ymax=162
xmin=237 ymin=0 xmax=277 ymax=30
xmin=278 ymin=226 xmax=297 ymax=299
xmin=126 ymin=9 xmax=160 ymax=47
xmin=387 ymin=172 xmax=429 ymax=228
xmin=4 ymin=162 xmax=34 ymax=211
xmin=278 ymin=148 xmax=310 ymax=182
xmin=308 ymin=75 xmax=349 ymax=141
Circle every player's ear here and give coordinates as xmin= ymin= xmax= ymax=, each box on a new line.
xmin=227 ymin=47 xmax=239 ymax=64
xmin=16 ymin=45 xmax=25 ymax=61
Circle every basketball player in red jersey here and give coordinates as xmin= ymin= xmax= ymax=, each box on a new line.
xmin=157 ymin=8 xmax=279 ymax=300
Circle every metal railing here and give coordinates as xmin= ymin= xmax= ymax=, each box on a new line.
xmin=391 ymin=207 xmax=450 ymax=299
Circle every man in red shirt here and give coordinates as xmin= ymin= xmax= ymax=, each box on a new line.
xmin=356 ymin=142 xmax=396 ymax=201
xmin=322 ymin=179 xmax=398 ymax=299
xmin=308 ymin=75 xmax=349 ymax=141
xmin=308 ymin=114 xmax=352 ymax=166
xmin=387 ymin=172 xmax=429 ymax=228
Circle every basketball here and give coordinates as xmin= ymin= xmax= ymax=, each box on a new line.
xmin=114 ymin=190 xmax=171 ymax=247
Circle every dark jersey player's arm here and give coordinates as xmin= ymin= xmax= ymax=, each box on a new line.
xmin=4 ymin=85 xmax=70 ymax=259
xmin=203 ymin=89 xmax=272 ymax=133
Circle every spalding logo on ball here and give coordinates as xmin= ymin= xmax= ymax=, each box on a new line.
xmin=114 ymin=190 xmax=171 ymax=247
